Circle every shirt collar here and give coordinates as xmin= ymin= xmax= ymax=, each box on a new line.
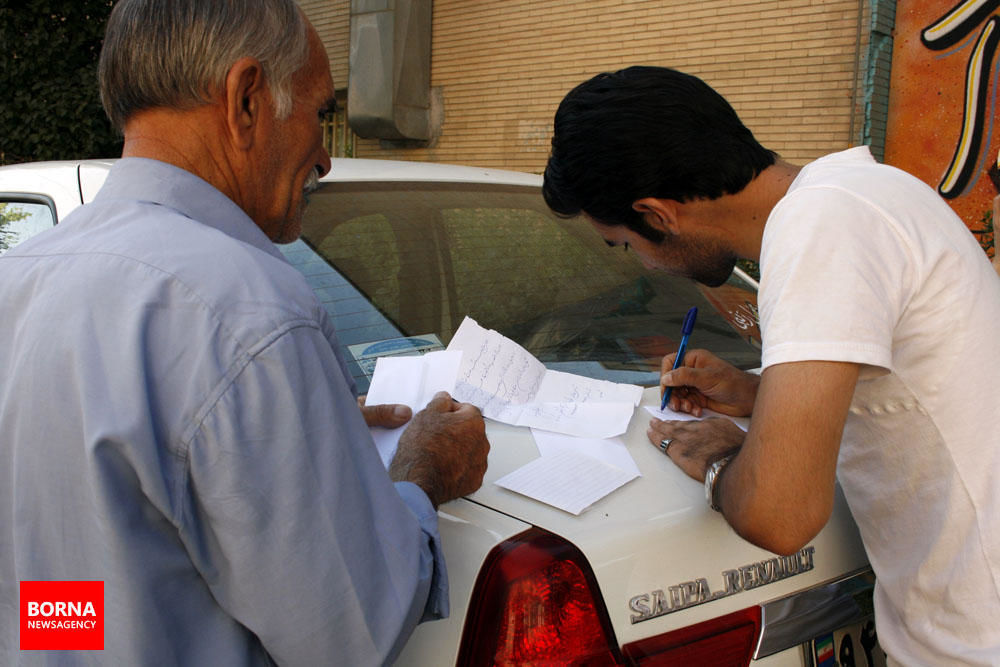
xmin=96 ymin=158 xmax=286 ymax=261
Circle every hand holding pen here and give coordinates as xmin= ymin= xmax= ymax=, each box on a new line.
xmin=658 ymin=346 xmax=760 ymax=418
xmin=661 ymin=306 xmax=698 ymax=411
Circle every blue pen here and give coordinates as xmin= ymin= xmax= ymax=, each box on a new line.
xmin=661 ymin=306 xmax=698 ymax=410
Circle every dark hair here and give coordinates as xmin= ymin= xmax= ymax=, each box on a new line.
xmin=543 ymin=66 xmax=776 ymax=239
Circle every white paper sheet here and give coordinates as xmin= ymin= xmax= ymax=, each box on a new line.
xmin=447 ymin=316 xmax=642 ymax=438
xmin=531 ymin=429 xmax=640 ymax=477
xmin=364 ymin=350 xmax=463 ymax=467
xmin=644 ymin=404 xmax=750 ymax=432
xmin=495 ymin=449 xmax=639 ymax=515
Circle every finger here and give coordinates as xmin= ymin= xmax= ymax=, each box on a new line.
xmin=661 ymin=365 xmax=697 ymax=390
xmin=451 ymin=401 xmax=484 ymax=420
xmin=682 ymin=348 xmax=716 ymax=368
xmin=659 ymin=370 xmax=683 ymax=396
xmin=647 ymin=428 xmax=679 ymax=458
xmin=662 ymin=348 xmax=713 ymax=378
xmin=675 ymin=395 xmax=703 ymax=417
xmin=362 ymin=402 xmax=412 ymax=427
xmin=646 ymin=419 xmax=677 ymax=443
xmin=660 ymin=352 xmax=678 ymax=374
xmin=662 ymin=386 xmax=700 ymax=417
xmin=424 ymin=391 xmax=457 ymax=412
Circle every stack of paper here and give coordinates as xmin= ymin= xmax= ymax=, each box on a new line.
xmin=364 ymin=317 xmax=645 ymax=515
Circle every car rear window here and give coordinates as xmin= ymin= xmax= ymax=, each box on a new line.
xmin=289 ymin=180 xmax=761 ymax=392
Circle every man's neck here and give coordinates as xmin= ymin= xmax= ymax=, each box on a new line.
xmin=687 ymin=160 xmax=801 ymax=262
xmin=120 ymin=106 xmax=242 ymax=206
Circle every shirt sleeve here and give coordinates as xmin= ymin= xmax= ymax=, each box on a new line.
xmin=394 ymin=481 xmax=449 ymax=620
xmin=758 ymin=185 xmax=916 ymax=375
xmin=176 ymin=321 xmax=448 ymax=665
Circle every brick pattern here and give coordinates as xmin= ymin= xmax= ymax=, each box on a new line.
xmin=298 ymin=0 xmax=868 ymax=173
xmin=296 ymin=0 xmax=349 ymax=84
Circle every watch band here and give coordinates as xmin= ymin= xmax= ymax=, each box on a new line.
xmin=704 ymin=455 xmax=734 ymax=512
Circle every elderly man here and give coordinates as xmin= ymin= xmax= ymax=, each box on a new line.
xmin=543 ymin=66 xmax=1000 ymax=665
xmin=0 ymin=1 xmax=488 ymax=664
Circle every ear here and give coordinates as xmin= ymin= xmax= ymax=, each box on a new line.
xmin=222 ymin=57 xmax=269 ymax=151
xmin=632 ymin=197 xmax=681 ymax=235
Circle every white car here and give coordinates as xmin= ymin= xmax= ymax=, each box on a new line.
xmin=0 ymin=159 xmax=884 ymax=666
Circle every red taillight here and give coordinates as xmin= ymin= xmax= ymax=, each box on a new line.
xmin=457 ymin=527 xmax=624 ymax=666
xmin=621 ymin=606 xmax=762 ymax=667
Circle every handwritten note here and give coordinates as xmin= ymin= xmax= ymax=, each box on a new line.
xmin=495 ymin=449 xmax=639 ymax=515
xmin=447 ymin=317 xmax=546 ymax=417
xmin=447 ymin=317 xmax=642 ymax=438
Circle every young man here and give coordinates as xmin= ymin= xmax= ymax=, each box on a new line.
xmin=544 ymin=65 xmax=1000 ymax=665
xmin=0 ymin=1 xmax=488 ymax=664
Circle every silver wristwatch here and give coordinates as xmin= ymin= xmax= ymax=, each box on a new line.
xmin=704 ymin=455 xmax=734 ymax=512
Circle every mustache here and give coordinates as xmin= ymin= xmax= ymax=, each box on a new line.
xmin=303 ymin=167 xmax=321 ymax=196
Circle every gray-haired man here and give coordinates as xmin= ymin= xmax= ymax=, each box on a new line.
xmin=0 ymin=1 xmax=489 ymax=664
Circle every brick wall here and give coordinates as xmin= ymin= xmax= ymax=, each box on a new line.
xmin=297 ymin=0 xmax=350 ymax=85
xmin=298 ymin=0 xmax=869 ymax=173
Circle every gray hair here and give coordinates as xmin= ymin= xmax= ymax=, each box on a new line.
xmin=99 ymin=0 xmax=309 ymax=132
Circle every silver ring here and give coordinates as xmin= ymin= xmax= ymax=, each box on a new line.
xmin=659 ymin=438 xmax=673 ymax=454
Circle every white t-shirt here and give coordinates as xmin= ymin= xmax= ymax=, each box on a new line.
xmin=759 ymin=147 xmax=1000 ymax=665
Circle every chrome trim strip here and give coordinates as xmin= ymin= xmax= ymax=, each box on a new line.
xmin=732 ymin=264 xmax=760 ymax=290
xmin=755 ymin=568 xmax=875 ymax=659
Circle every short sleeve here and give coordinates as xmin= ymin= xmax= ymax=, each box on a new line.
xmin=758 ymin=185 xmax=916 ymax=375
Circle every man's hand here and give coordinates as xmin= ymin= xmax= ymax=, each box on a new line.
xmin=357 ymin=395 xmax=413 ymax=429
xmin=647 ymin=416 xmax=744 ymax=481
xmin=666 ymin=361 xmax=858 ymax=556
xmin=389 ymin=391 xmax=490 ymax=508
xmin=660 ymin=348 xmax=760 ymax=418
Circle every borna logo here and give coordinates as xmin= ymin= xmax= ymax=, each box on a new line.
xmin=20 ymin=581 xmax=104 ymax=651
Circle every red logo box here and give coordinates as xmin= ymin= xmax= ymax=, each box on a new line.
xmin=20 ymin=581 xmax=104 ymax=651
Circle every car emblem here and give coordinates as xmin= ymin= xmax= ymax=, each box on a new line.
xmin=628 ymin=546 xmax=816 ymax=623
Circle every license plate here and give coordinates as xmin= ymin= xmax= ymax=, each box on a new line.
xmin=811 ymin=620 xmax=885 ymax=667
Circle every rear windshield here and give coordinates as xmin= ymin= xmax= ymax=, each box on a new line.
xmin=289 ymin=180 xmax=761 ymax=393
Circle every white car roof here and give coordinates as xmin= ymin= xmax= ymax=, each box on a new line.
xmin=0 ymin=158 xmax=541 ymax=224
xmin=0 ymin=157 xmax=542 ymax=188
xmin=322 ymin=157 xmax=543 ymax=185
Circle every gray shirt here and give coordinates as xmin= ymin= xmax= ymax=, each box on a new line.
xmin=0 ymin=158 xmax=446 ymax=665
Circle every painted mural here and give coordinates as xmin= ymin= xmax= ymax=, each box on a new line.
xmin=884 ymin=0 xmax=1000 ymax=258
